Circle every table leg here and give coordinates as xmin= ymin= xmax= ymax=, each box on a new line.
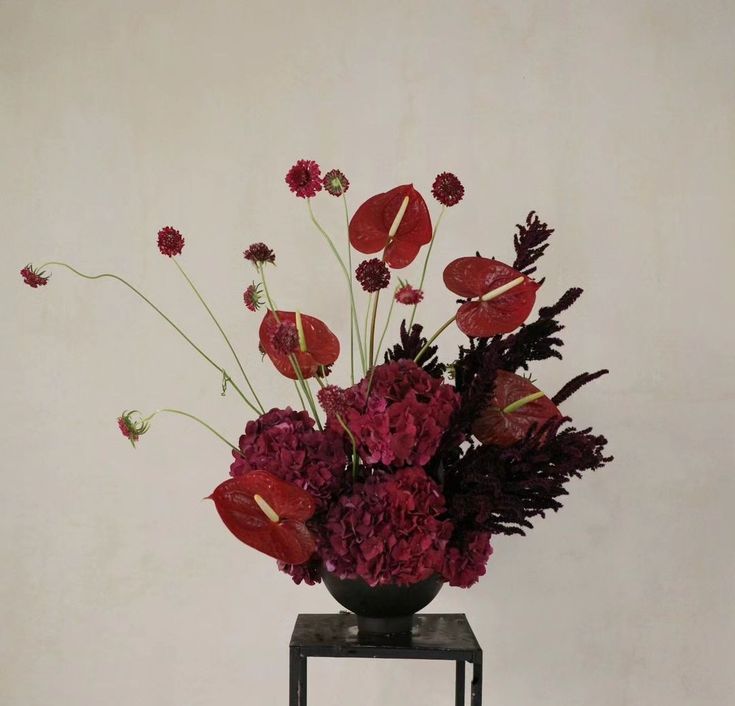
xmin=297 ymin=654 xmax=307 ymax=706
xmin=289 ymin=647 xmax=299 ymax=706
xmin=455 ymin=660 xmax=466 ymax=705
xmin=470 ymin=653 xmax=483 ymax=706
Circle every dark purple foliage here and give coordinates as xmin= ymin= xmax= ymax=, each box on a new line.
xmin=553 ymin=369 xmax=609 ymax=405
xmin=512 ymin=211 xmax=554 ymax=276
xmin=385 ymin=321 xmax=446 ymax=378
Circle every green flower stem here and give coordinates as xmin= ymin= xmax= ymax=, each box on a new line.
xmin=293 ymin=380 xmax=308 ymax=412
xmin=502 ymin=391 xmax=546 ymax=414
xmin=173 ymin=259 xmax=264 ymax=413
xmin=408 ymin=205 xmax=445 ymax=329
xmin=315 ymin=373 xmax=359 ymax=480
xmin=374 ymin=292 xmax=396 ymax=366
xmin=341 ymin=192 xmax=356 ymax=384
xmin=368 ymin=289 xmax=381 ymax=367
xmin=413 ymin=313 xmax=456 ymax=364
xmin=306 ymin=199 xmax=366 ymax=374
xmin=145 ymin=408 xmax=240 ymax=454
xmin=41 ymin=261 xmax=261 ymax=416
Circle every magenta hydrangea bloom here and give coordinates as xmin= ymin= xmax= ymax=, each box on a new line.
xmin=285 ymin=159 xmax=323 ymax=198
xmin=441 ymin=531 xmax=493 ymax=588
xmin=278 ymin=554 xmax=323 ymax=586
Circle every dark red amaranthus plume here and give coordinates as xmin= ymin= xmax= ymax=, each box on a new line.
xmin=553 ymin=369 xmax=610 ymax=405
xmin=384 ymin=321 xmax=446 ymax=378
xmin=512 ymin=211 xmax=554 ymax=276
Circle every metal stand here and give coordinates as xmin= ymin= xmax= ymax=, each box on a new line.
xmin=289 ymin=613 xmax=483 ymax=705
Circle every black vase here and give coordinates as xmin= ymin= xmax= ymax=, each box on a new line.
xmin=322 ymin=569 xmax=443 ymax=635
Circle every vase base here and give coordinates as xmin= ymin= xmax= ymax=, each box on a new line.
xmin=357 ymin=614 xmax=414 ymax=635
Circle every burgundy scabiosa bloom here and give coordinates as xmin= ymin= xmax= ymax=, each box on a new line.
xmin=395 ymin=281 xmax=424 ymax=305
xmin=243 ymin=242 xmax=276 ymax=266
xmin=431 ymin=172 xmax=465 ymax=207
xmin=322 ymin=169 xmax=350 ymax=196
xmin=20 ymin=265 xmax=49 ymax=288
xmin=157 ymin=226 xmax=185 ymax=257
xmin=117 ymin=411 xmax=149 ymax=447
xmin=285 ymin=159 xmax=323 ymax=198
xmin=317 ymin=385 xmax=347 ymax=416
xmin=243 ymin=282 xmax=263 ymax=312
xmin=355 ymin=258 xmax=390 ymax=293
xmin=271 ymin=321 xmax=300 ymax=355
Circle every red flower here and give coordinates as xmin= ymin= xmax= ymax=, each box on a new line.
xmin=349 ymin=184 xmax=432 ymax=269
xmin=431 ymin=172 xmax=465 ymax=207
xmin=473 ymin=370 xmax=561 ymax=447
xmin=259 ymin=310 xmax=340 ymax=380
xmin=395 ymin=282 xmax=423 ymax=305
xmin=285 ymin=159 xmax=323 ymax=198
xmin=20 ymin=265 xmax=49 ymax=288
xmin=117 ymin=411 xmax=149 ymax=447
xmin=443 ymin=256 xmax=539 ymax=337
xmin=323 ymin=169 xmax=349 ymax=196
xmin=355 ymin=258 xmax=390 ymax=293
xmin=243 ymin=242 xmax=275 ymax=266
xmin=157 ymin=226 xmax=185 ymax=257
xmin=209 ymin=470 xmax=317 ymax=564
xmin=243 ymin=283 xmax=263 ymax=312
xmin=441 ymin=531 xmax=493 ymax=587
xmin=317 ymin=385 xmax=348 ymax=416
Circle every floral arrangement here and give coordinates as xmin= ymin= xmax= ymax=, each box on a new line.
xmin=21 ymin=160 xmax=612 ymax=590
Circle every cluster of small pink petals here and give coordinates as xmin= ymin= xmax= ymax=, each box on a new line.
xmin=431 ymin=172 xmax=465 ymax=207
xmin=271 ymin=322 xmax=300 ymax=355
xmin=285 ymin=159 xmax=323 ymax=198
xmin=355 ymin=258 xmax=391 ymax=293
xmin=322 ymin=169 xmax=350 ymax=196
xmin=157 ymin=226 xmax=185 ymax=257
xmin=317 ymin=385 xmax=347 ymax=416
xmin=330 ymin=360 xmax=460 ymax=468
xmin=117 ymin=416 xmax=138 ymax=443
xmin=441 ymin=531 xmax=494 ymax=588
xmin=323 ymin=467 xmax=453 ymax=586
xmin=243 ymin=242 xmax=276 ymax=266
xmin=230 ymin=407 xmax=347 ymax=508
xmin=20 ymin=265 xmax=49 ymax=288
xmin=278 ymin=555 xmax=323 ymax=585
xmin=395 ymin=282 xmax=424 ymax=305
xmin=243 ymin=282 xmax=263 ymax=312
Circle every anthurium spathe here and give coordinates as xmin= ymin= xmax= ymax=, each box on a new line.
xmin=473 ymin=370 xmax=562 ymax=447
xmin=259 ymin=310 xmax=340 ymax=379
xmin=209 ymin=470 xmax=317 ymax=564
xmin=349 ymin=184 xmax=432 ymax=268
xmin=443 ymin=256 xmax=539 ymax=337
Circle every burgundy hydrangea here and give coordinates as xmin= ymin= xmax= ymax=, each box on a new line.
xmin=317 ymin=384 xmax=347 ymax=416
xmin=355 ymin=258 xmax=390 ymax=293
xmin=278 ymin=556 xmax=323 ymax=585
xmin=285 ymin=159 xmax=323 ymax=198
xmin=328 ymin=360 xmax=460 ymax=468
xmin=323 ymin=467 xmax=453 ymax=586
xmin=20 ymin=265 xmax=49 ymax=288
xmin=243 ymin=242 xmax=276 ymax=266
xmin=431 ymin=172 xmax=465 ymax=207
xmin=441 ymin=531 xmax=493 ymax=588
xmin=395 ymin=282 xmax=424 ymax=305
xmin=157 ymin=226 xmax=185 ymax=257
xmin=322 ymin=169 xmax=350 ymax=196
xmin=271 ymin=321 xmax=300 ymax=355
xmin=243 ymin=282 xmax=263 ymax=312
xmin=230 ymin=407 xmax=347 ymax=508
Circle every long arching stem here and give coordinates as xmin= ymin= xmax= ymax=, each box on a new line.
xmin=144 ymin=408 xmax=241 ymax=453
xmin=408 ymin=205 xmax=445 ymax=329
xmin=341 ymin=192 xmax=356 ymax=384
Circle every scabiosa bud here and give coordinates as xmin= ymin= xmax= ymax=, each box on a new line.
xmin=20 ymin=264 xmax=49 ymax=288
xmin=157 ymin=226 xmax=185 ymax=257
xmin=243 ymin=282 xmax=263 ymax=312
xmin=117 ymin=410 xmax=149 ymax=447
xmin=271 ymin=322 xmax=300 ymax=355
xmin=285 ymin=159 xmax=323 ymax=198
xmin=243 ymin=242 xmax=276 ymax=266
xmin=355 ymin=258 xmax=390 ymax=293
xmin=317 ymin=384 xmax=347 ymax=416
xmin=322 ymin=169 xmax=350 ymax=196
xmin=431 ymin=172 xmax=465 ymax=207
xmin=395 ymin=281 xmax=424 ymax=305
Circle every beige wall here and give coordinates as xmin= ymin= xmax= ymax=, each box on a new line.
xmin=2 ymin=1 xmax=734 ymax=704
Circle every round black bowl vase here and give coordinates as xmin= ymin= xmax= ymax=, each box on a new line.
xmin=322 ymin=570 xmax=443 ymax=636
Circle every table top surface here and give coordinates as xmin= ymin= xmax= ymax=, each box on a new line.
xmin=290 ymin=613 xmax=482 ymax=657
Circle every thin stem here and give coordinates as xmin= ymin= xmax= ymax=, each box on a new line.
xmin=173 ymin=259 xmax=264 ymax=413
xmin=368 ymin=290 xmax=381 ymax=367
xmin=374 ymin=293 xmax=396 ymax=366
xmin=293 ymin=380 xmax=308 ymax=412
xmin=408 ymin=205 xmax=445 ymax=329
xmin=314 ymin=373 xmax=359 ymax=480
xmin=146 ymin=408 xmax=241 ymax=453
xmin=414 ymin=314 xmax=456 ymax=364
xmin=41 ymin=261 xmax=261 ymax=415
xmin=341 ymin=192 xmax=355 ymax=385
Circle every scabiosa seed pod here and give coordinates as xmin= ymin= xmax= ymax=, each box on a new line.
xmin=317 ymin=384 xmax=347 ymax=416
xmin=355 ymin=258 xmax=390 ymax=293
xmin=431 ymin=172 xmax=465 ymax=207
xmin=395 ymin=281 xmax=424 ymax=305
xmin=285 ymin=159 xmax=323 ymax=198
xmin=243 ymin=242 xmax=276 ymax=266
xmin=271 ymin=322 xmax=300 ymax=355
xmin=243 ymin=282 xmax=263 ymax=312
xmin=157 ymin=226 xmax=185 ymax=257
xmin=322 ymin=169 xmax=350 ymax=196
xmin=20 ymin=264 xmax=49 ymax=288
xmin=117 ymin=410 xmax=149 ymax=447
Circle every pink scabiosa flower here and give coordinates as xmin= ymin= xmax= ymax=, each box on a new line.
xmin=317 ymin=384 xmax=347 ymax=416
xmin=243 ymin=242 xmax=276 ymax=266
xmin=243 ymin=282 xmax=263 ymax=312
xmin=441 ymin=531 xmax=493 ymax=588
xmin=431 ymin=172 xmax=465 ymax=207
xmin=395 ymin=281 xmax=424 ymax=305
xmin=117 ymin=410 xmax=149 ymax=447
xmin=157 ymin=226 xmax=185 ymax=257
xmin=355 ymin=258 xmax=390 ymax=293
xmin=322 ymin=169 xmax=350 ymax=196
xmin=285 ymin=159 xmax=323 ymax=198
xmin=20 ymin=264 xmax=49 ymax=288
xmin=270 ymin=321 xmax=300 ymax=355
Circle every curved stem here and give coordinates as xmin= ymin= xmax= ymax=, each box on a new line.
xmin=41 ymin=261 xmax=260 ymax=415
xmin=368 ymin=289 xmax=381 ymax=367
xmin=146 ymin=408 xmax=240 ymax=453
xmin=314 ymin=374 xmax=358 ymax=480
xmin=341 ymin=193 xmax=355 ymax=384
xmin=414 ymin=314 xmax=456 ymax=364
xmin=374 ymin=293 xmax=396 ymax=366
xmin=173 ymin=259 xmax=264 ymax=413
xmin=408 ymin=205 xmax=445 ymax=329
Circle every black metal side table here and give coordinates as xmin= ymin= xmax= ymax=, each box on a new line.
xmin=289 ymin=613 xmax=483 ymax=705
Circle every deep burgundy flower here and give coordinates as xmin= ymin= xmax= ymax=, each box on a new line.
xmin=243 ymin=242 xmax=276 ymax=266
xmin=279 ymin=555 xmax=323 ymax=585
xmin=317 ymin=385 xmax=347 ymax=416
xmin=285 ymin=159 xmax=323 ymax=198
xmin=323 ymin=467 xmax=453 ymax=586
xmin=431 ymin=172 xmax=464 ymax=207
xmin=395 ymin=282 xmax=424 ymax=305
xmin=271 ymin=321 xmax=300 ymax=355
xmin=117 ymin=411 xmax=149 ymax=447
xmin=243 ymin=282 xmax=263 ymax=312
xmin=355 ymin=258 xmax=390 ymax=293
xmin=323 ymin=169 xmax=350 ymax=196
xmin=441 ymin=531 xmax=493 ymax=587
xmin=20 ymin=265 xmax=49 ymax=288
xmin=157 ymin=226 xmax=185 ymax=257
xmin=230 ymin=408 xmax=348 ymax=509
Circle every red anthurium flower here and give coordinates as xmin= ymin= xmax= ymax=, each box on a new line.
xmin=349 ymin=184 xmax=432 ymax=269
xmin=443 ymin=256 xmax=539 ymax=337
xmin=473 ymin=370 xmax=561 ymax=447
xmin=259 ymin=310 xmax=340 ymax=379
xmin=209 ymin=470 xmax=317 ymax=564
